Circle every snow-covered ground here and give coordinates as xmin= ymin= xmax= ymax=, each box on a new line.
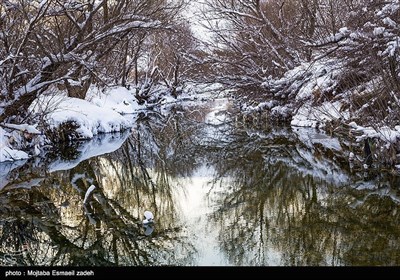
xmin=0 ymin=86 xmax=136 ymax=162
xmin=30 ymin=87 xmax=138 ymax=140
xmin=0 ymin=84 xmax=203 ymax=163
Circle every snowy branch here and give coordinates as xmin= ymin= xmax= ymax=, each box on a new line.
xmin=0 ymin=123 xmax=41 ymax=134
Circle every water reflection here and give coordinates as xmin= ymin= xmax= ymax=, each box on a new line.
xmin=206 ymin=127 xmax=400 ymax=266
xmin=1 ymin=98 xmax=400 ymax=266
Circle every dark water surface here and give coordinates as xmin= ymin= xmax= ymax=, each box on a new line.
xmin=1 ymin=98 xmax=400 ymax=266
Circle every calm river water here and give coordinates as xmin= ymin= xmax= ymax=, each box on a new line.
xmin=1 ymin=98 xmax=400 ymax=266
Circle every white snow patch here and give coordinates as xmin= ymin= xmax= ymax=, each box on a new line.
xmin=0 ymin=147 xmax=29 ymax=162
xmin=373 ymin=27 xmax=385 ymax=36
xmin=28 ymin=85 xmax=144 ymax=143
xmin=0 ymin=128 xmax=30 ymax=162
xmin=348 ymin=121 xmax=400 ymax=143
xmin=1 ymin=84 xmax=201 ymax=163
xmin=2 ymin=123 xmax=41 ymax=134
xmin=87 ymin=86 xmax=142 ymax=114
xmin=291 ymin=101 xmax=346 ymax=128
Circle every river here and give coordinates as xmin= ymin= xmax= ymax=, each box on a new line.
xmin=1 ymin=97 xmax=400 ymax=266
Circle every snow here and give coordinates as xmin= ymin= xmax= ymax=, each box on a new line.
xmin=87 ymin=86 xmax=141 ymax=114
xmin=383 ymin=17 xmax=397 ymax=27
xmin=383 ymin=38 xmax=399 ymax=57
xmin=0 ymin=147 xmax=29 ymax=162
xmin=39 ymin=97 xmax=131 ymax=139
xmin=39 ymin=0 xmax=48 ymax=8
xmin=48 ymin=131 xmax=130 ymax=172
xmin=0 ymin=85 xmax=148 ymax=163
xmin=30 ymin=86 xmax=143 ymax=140
xmin=260 ymin=53 xmax=400 ymax=150
xmin=377 ymin=2 xmax=400 ymax=17
xmin=291 ymin=101 xmax=347 ymax=128
xmin=264 ymin=58 xmax=342 ymax=108
xmin=0 ymin=127 xmax=30 ymax=162
xmin=347 ymin=121 xmax=400 ymax=143
xmin=93 ymin=20 xmax=161 ymax=43
xmin=373 ymin=27 xmax=385 ymax=36
xmin=2 ymin=123 xmax=41 ymax=134
xmin=312 ymin=27 xmax=350 ymax=46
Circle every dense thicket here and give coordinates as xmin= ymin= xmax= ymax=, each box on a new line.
xmin=200 ymin=1 xmax=399 ymax=121
xmin=0 ymin=0 xmax=194 ymax=122
xmin=1 ymin=0 xmax=399 ymax=129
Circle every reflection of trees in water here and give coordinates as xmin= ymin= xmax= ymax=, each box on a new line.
xmin=0 ymin=163 xmax=193 ymax=266
xmin=2 ymin=102 xmax=400 ymax=266
xmin=100 ymin=109 xmax=206 ymax=228
xmin=337 ymin=188 xmax=400 ymax=266
xmin=206 ymin=126 xmax=400 ymax=266
xmin=0 ymin=108 xmax=207 ymax=266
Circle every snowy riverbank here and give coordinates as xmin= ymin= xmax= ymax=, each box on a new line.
xmin=2 ymin=70 xmax=400 ymax=170
xmin=0 ymin=84 xmax=210 ymax=163
xmin=239 ymin=57 xmax=400 ymax=169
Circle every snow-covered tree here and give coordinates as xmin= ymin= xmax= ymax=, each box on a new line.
xmin=0 ymin=0 xmax=186 ymax=123
xmin=299 ymin=0 xmax=400 ymax=126
xmin=198 ymin=0 xmax=366 ymax=95
xmin=199 ymin=0 xmax=316 ymax=93
xmin=144 ymin=22 xmax=197 ymax=98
